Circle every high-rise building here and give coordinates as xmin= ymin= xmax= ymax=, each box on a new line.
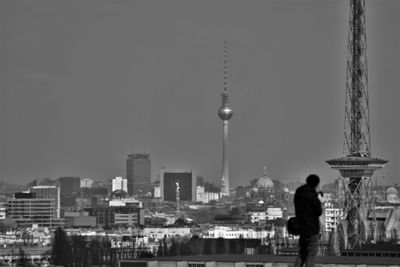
xmin=30 ymin=185 xmax=60 ymax=218
xmin=58 ymin=177 xmax=81 ymax=195
xmin=58 ymin=176 xmax=81 ymax=207
xmin=160 ymin=168 xmax=196 ymax=202
xmin=112 ymin=176 xmax=128 ymax=192
xmin=126 ymin=153 xmax=151 ymax=196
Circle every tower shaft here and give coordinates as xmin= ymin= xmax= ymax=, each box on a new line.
xmin=221 ymin=121 xmax=230 ymax=196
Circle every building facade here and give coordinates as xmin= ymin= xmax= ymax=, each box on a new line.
xmin=112 ymin=177 xmax=128 ymax=193
xmin=7 ymin=197 xmax=64 ymax=228
xmin=58 ymin=176 xmax=81 ymax=207
xmin=160 ymin=169 xmax=196 ymax=202
xmin=80 ymin=178 xmax=93 ymax=188
xmin=126 ymin=153 xmax=151 ymax=196
xmin=30 ymin=185 xmax=60 ymax=218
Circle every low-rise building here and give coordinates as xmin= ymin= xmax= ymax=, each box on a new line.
xmin=266 ymin=207 xmax=283 ymax=220
xmin=322 ymin=202 xmax=343 ymax=232
xmin=248 ymin=211 xmax=267 ymax=224
xmin=142 ymin=227 xmax=191 ymax=240
xmin=7 ymin=194 xmax=64 ymax=229
xmin=203 ymin=226 xmax=274 ymax=240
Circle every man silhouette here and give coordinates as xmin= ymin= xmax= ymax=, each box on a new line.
xmin=294 ymin=174 xmax=323 ymax=267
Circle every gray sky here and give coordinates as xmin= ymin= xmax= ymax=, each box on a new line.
xmin=1 ymin=0 xmax=399 ymax=187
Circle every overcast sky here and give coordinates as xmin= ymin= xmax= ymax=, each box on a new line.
xmin=1 ymin=0 xmax=399 ymax=187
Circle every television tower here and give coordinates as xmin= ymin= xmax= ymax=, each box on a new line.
xmin=218 ymin=41 xmax=233 ymax=196
xmin=175 ymin=181 xmax=180 ymax=212
xmin=326 ymin=0 xmax=387 ymax=249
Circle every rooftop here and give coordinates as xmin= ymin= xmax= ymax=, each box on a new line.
xmin=121 ymin=254 xmax=400 ymax=266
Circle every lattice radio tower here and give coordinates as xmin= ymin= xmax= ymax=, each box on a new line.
xmin=326 ymin=0 xmax=387 ymax=250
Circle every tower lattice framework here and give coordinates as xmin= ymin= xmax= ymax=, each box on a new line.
xmin=344 ymin=0 xmax=370 ymax=157
xmin=327 ymin=0 xmax=387 ymax=250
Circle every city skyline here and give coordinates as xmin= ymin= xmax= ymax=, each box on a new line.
xmin=1 ymin=0 xmax=399 ymax=187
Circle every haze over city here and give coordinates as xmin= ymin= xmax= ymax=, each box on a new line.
xmin=1 ymin=0 xmax=399 ymax=187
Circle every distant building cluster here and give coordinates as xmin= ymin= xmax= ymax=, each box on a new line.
xmin=0 ymin=158 xmax=399 ymax=263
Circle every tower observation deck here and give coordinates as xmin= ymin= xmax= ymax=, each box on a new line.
xmin=326 ymin=0 xmax=387 ymax=250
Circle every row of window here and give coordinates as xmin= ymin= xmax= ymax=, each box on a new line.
xmin=187 ymin=264 xmax=264 ymax=267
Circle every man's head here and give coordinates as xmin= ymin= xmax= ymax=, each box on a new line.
xmin=306 ymin=174 xmax=320 ymax=188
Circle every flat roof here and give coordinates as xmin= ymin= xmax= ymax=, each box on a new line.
xmin=123 ymin=254 xmax=400 ymax=265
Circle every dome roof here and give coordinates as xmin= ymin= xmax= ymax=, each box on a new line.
xmin=256 ymin=177 xmax=274 ymax=188
xmin=283 ymin=187 xmax=289 ymax=193
xmin=386 ymin=187 xmax=399 ymax=196
xmin=386 ymin=187 xmax=400 ymax=203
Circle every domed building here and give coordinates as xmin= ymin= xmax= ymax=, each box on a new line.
xmin=283 ymin=187 xmax=290 ymax=202
xmin=283 ymin=187 xmax=289 ymax=193
xmin=386 ymin=187 xmax=400 ymax=203
xmin=256 ymin=176 xmax=274 ymax=189
xmin=256 ymin=167 xmax=274 ymax=189
xmin=254 ymin=167 xmax=275 ymax=202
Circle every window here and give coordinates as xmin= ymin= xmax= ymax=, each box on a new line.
xmin=246 ymin=264 xmax=264 ymax=267
xmin=188 ymin=263 xmax=205 ymax=267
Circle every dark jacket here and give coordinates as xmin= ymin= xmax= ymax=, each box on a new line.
xmin=294 ymin=183 xmax=322 ymax=237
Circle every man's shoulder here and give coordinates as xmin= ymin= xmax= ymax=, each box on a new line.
xmin=295 ymin=184 xmax=307 ymax=193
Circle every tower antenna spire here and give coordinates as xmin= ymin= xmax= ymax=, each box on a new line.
xmin=224 ymin=40 xmax=228 ymax=93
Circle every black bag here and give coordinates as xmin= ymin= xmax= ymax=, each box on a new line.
xmin=287 ymin=217 xmax=300 ymax=235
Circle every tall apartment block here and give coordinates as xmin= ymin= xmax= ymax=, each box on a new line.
xmin=58 ymin=176 xmax=81 ymax=207
xmin=126 ymin=153 xmax=151 ymax=196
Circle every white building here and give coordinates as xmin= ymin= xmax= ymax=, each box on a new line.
xmin=142 ymin=227 xmax=191 ymax=240
xmin=249 ymin=211 xmax=267 ymax=224
xmin=266 ymin=207 xmax=283 ymax=220
xmin=323 ymin=202 xmax=343 ymax=232
xmin=0 ymin=203 xmax=6 ymax=220
xmin=112 ymin=176 xmax=128 ymax=193
xmin=196 ymin=186 xmax=220 ymax=203
xmin=196 ymin=186 xmax=205 ymax=202
xmin=153 ymin=186 xmax=161 ymax=198
xmin=109 ymin=198 xmax=142 ymax=208
xmin=204 ymin=226 xmax=274 ymax=240
xmin=80 ymin=178 xmax=93 ymax=188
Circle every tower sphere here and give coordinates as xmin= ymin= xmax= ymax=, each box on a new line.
xmin=218 ymin=106 xmax=233 ymax=121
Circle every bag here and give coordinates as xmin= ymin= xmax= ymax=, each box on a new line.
xmin=287 ymin=217 xmax=300 ymax=235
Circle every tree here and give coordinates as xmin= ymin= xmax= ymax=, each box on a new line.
xmin=162 ymin=237 xmax=169 ymax=257
xmin=203 ymin=239 xmax=213 ymax=255
xmin=168 ymin=238 xmax=178 ymax=256
xmin=216 ymin=238 xmax=226 ymax=254
xmin=71 ymin=235 xmax=90 ymax=267
xmin=16 ymin=247 xmax=31 ymax=267
xmin=51 ymin=227 xmax=72 ymax=267
xmin=157 ymin=241 xmax=163 ymax=257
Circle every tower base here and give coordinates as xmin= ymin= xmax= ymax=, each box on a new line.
xmin=326 ymin=156 xmax=387 ymax=249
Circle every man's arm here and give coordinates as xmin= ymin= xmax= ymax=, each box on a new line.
xmin=312 ymin=192 xmax=323 ymax=217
